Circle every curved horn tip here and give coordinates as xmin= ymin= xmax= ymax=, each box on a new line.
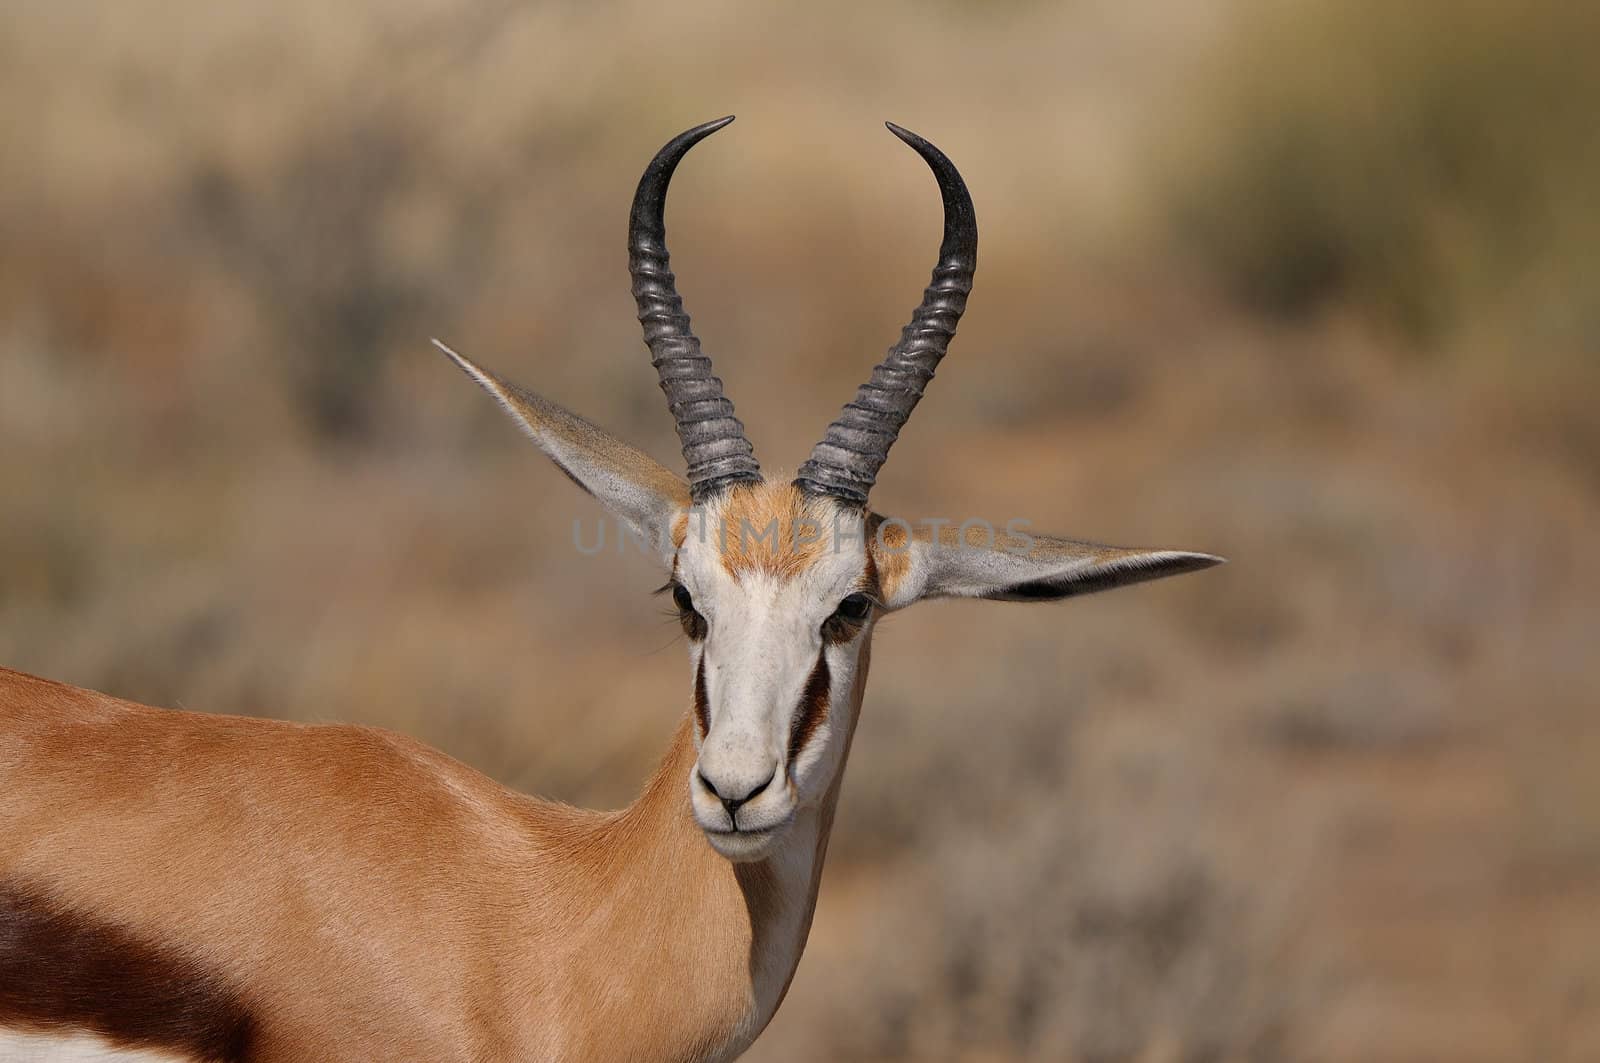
xmin=884 ymin=121 xmax=930 ymax=148
xmin=631 ymin=116 xmax=737 ymax=225
xmin=884 ymin=121 xmax=967 ymax=180
xmin=687 ymin=114 xmax=736 ymax=138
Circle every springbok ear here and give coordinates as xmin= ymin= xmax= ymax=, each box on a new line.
xmin=437 ymin=341 xmax=689 ymax=557
xmin=873 ymin=520 xmax=1222 ymax=610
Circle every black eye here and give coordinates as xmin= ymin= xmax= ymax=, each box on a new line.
xmin=670 ymin=582 xmax=707 ymax=641
xmin=822 ymin=593 xmax=874 ymax=644
xmin=834 ymin=593 xmax=873 ymax=623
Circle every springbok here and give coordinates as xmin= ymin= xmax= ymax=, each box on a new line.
xmin=0 ymin=118 xmax=1220 ymax=1062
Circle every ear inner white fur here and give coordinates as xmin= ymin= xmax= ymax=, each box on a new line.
xmin=883 ymin=527 xmax=1223 ymax=608
xmin=436 ymin=339 xmax=690 ymax=559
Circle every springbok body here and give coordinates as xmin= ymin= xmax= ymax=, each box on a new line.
xmin=0 ymin=118 xmax=1219 ymax=1062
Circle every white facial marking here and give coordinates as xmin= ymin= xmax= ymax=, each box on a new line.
xmin=675 ymin=492 xmax=872 ymax=861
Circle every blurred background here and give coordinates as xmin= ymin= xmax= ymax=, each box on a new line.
xmin=2 ymin=1 xmax=1597 ymax=1059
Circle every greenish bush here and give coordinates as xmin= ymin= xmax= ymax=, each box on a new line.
xmin=1166 ymin=0 xmax=1600 ymax=348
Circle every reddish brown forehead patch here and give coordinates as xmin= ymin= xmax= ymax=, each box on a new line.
xmin=709 ymin=482 xmax=849 ymax=579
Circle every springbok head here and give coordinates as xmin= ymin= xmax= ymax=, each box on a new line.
xmin=440 ymin=117 xmax=1221 ymax=862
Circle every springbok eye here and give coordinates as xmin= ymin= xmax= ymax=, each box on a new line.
xmin=834 ymin=593 xmax=874 ymax=623
xmin=822 ymin=593 xmax=874 ymax=644
xmin=670 ymin=582 xmax=707 ymax=641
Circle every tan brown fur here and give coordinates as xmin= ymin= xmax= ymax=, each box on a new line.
xmin=0 ymin=666 xmax=847 ymax=1061
xmin=867 ymin=513 xmax=914 ymax=602
xmin=712 ymin=483 xmax=838 ymax=580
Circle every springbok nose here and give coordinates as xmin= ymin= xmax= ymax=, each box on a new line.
xmin=697 ymin=768 xmax=771 ymax=820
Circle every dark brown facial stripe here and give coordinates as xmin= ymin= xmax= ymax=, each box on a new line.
xmin=787 ymin=652 xmax=831 ymax=770
xmin=0 ymin=881 xmax=256 ymax=1062
xmin=693 ymin=655 xmax=711 ymax=737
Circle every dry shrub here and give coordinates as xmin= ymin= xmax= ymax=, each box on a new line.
xmin=1164 ymin=0 xmax=1600 ymax=347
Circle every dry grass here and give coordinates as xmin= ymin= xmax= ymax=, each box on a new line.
xmin=2 ymin=2 xmax=1598 ymax=1060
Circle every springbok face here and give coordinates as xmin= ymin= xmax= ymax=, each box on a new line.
xmin=440 ymin=117 xmax=1220 ymax=862
xmin=672 ymin=483 xmax=874 ymax=860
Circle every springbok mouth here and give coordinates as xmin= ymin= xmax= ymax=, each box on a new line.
xmin=702 ymin=818 xmax=793 ymax=862
xmin=705 ymin=825 xmax=777 ymax=838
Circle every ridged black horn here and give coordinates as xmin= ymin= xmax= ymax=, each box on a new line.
xmin=794 ymin=122 xmax=977 ymax=505
xmin=629 ymin=116 xmax=762 ymax=502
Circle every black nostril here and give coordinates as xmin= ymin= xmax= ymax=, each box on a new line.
xmin=698 ymin=770 xmax=769 ymax=819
